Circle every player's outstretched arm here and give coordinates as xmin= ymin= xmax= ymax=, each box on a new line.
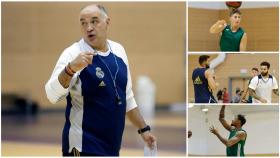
xmin=219 ymin=105 xmax=232 ymax=131
xmin=209 ymin=20 xmax=227 ymax=34
xmin=210 ymin=126 xmax=245 ymax=147
xmin=226 ymin=131 xmax=246 ymax=147
xmin=209 ymin=126 xmax=228 ymax=146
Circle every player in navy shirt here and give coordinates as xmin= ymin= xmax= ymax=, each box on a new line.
xmin=192 ymin=55 xmax=217 ymax=103
xmin=45 ymin=4 xmax=156 ymax=156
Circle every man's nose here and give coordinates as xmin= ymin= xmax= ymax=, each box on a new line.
xmin=87 ymin=24 xmax=94 ymax=32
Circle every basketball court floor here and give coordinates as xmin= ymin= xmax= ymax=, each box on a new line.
xmin=2 ymin=111 xmax=185 ymax=156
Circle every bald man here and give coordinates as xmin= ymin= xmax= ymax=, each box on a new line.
xmin=45 ymin=4 xmax=156 ymax=156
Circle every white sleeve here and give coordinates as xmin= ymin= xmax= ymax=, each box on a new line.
xmin=248 ymin=76 xmax=258 ymax=90
xmin=117 ymin=45 xmax=138 ymax=112
xmin=126 ymin=65 xmax=138 ymax=112
xmin=273 ymin=77 xmax=278 ymax=89
xmin=45 ymin=47 xmax=76 ymax=104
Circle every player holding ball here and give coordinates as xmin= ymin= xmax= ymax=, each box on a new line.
xmin=209 ymin=2 xmax=247 ymax=52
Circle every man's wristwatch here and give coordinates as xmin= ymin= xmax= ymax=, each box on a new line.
xmin=138 ymin=125 xmax=151 ymax=134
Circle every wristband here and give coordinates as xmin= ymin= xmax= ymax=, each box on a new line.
xmin=138 ymin=125 xmax=151 ymax=134
xmin=65 ymin=63 xmax=75 ymax=77
xmin=67 ymin=63 xmax=76 ymax=73
xmin=65 ymin=66 xmax=74 ymax=77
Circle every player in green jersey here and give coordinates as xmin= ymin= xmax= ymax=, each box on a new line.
xmin=209 ymin=9 xmax=247 ymax=51
xmin=210 ymin=105 xmax=247 ymax=156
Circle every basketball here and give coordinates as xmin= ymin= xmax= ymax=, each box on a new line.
xmin=226 ymin=1 xmax=242 ymax=9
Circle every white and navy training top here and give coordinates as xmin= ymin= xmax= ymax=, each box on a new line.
xmin=45 ymin=38 xmax=137 ymax=156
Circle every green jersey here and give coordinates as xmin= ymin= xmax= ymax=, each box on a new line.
xmin=220 ymin=25 xmax=245 ymax=52
xmin=226 ymin=128 xmax=246 ymax=156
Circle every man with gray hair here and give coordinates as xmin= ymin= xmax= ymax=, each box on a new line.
xmin=45 ymin=4 xmax=156 ymax=156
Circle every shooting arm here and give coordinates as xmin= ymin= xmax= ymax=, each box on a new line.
xmin=219 ymin=105 xmax=232 ymax=131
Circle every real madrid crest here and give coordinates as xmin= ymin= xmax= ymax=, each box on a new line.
xmin=95 ymin=67 xmax=104 ymax=79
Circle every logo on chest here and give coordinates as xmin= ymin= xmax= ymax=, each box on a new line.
xmin=95 ymin=67 xmax=105 ymax=79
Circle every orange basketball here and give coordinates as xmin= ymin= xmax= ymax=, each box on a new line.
xmin=226 ymin=1 xmax=242 ymax=9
